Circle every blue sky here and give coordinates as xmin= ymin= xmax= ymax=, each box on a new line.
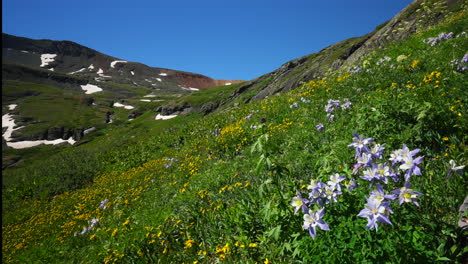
xmin=3 ymin=0 xmax=413 ymax=80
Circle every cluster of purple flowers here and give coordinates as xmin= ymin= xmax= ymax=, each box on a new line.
xmin=292 ymin=133 xmax=425 ymax=238
xmin=451 ymin=53 xmax=468 ymax=72
xmin=164 ymin=157 xmax=175 ymax=168
xmin=423 ymin=32 xmax=454 ymax=46
xmin=74 ymin=218 xmax=100 ymax=236
xmin=376 ymin=56 xmax=392 ymax=66
xmin=290 ymin=102 xmax=299 ymax=109
xmin=347 ymin=65 xmax=362 ymax=74
xmin=98 ymin=199 xmax=109 ymax=210
xmin=323 ymin=98 xmax=352 ymax=122
xmin=349 ymin=133 xmax=424 ymax=230
xmin=291 ymin=173 xmax=351 ymax=239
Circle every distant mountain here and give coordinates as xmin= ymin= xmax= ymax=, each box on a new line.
xmin=2 ymin=33 xmax=243 ymax=92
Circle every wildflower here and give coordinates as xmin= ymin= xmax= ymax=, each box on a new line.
xmin=98 ymin=199 xmax=109 ymax=210
xmin=291 ymin=191 xmax=309 ymax=214
xmin=327 ymin=173 xmax=346 ymax=191
xmin=248 ymin=243 xmax=257 ymax=247
xmin=315 ymin=123 xmax=324 ymax=131
xmin=446 ymin=160 xmax=465 ymax=178
xmin=340 ymin=99 xmax=352 ymax=109
xmin=392 ymin=182 xmax=423 ymax=206
xmin=369 ymin=143 xmax=385 ymax=159
xmin=301 ymin=97 xmax=311 ymax=103
xmin=323 ymin=185 xmax=341 ymax=204
xmin=245 ymin=114 xmax=253 ymax=120
xmin=345 ymin=178 xmax=358 ymax=191
xmin=353 ymin=152 xmax=373 ymax=174
xmin=302 ymin=208 xmax=330 ymax=239
xmin=264 ymin=258 xmax=271 ymax=264
xmin=357 ymin=197 xmax=393 ymax=231
xmin=326 ymin=113 xmax=335 ymax=121
xmin=376 ymin=56 xmax=392 ymax=65
xmin=185 ymin=239 xmax=195 ymax=248
xmin=348 ymin=133 xmax=373 ymax=156
xmin=424 ymin=32 xmax=454 ymax=46
xmin=348 ymin=65 xmax=362 ymax=74
xmin=442 ymin=137 xmax=449 ymax=141
xmin=399 ymin=155 xmax=424 ymax=181
xmin=396 ymin=55 xmax=408 ymax=63
xmin=290 ymin=102 xmax=299 ymax=109
xmin=369 ymin=184 xmax=397 ymax=204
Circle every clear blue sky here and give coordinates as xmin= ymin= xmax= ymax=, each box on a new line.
xmin=3 ymin=0 xmax=413 ymax=80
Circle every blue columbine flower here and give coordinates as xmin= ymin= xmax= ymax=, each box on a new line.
xmin=392 ymin=182 xmax=423 ymax=206
xmin=399 ymin=155 xmax=424 ymax=181
xmin=301 ymin=97 xmax=311 ymax=103
xmin=446 ymin=160 xmax=465 ymax=178
xmin=345 ymin=178 xmax=358 ymax=191
xmin=291 ymin=191 xmax=309 ymax=214
xmin=353 ymin=152 xmax=373 ymax=174
xmin=315 ymin=123 xmax=324 ymax=131
xmin=290 ymin=102 xmax=299 ymax=109
xmin=348 ymin=133 xmax=373 ymax=156
xmin=303 ymin=208 xmax=330 ymax=239
xmin=327 ymin=173 xmax=346 ymax=192
xmin=357 ymin=198 xmax=393 ymax=231
xmin=323 ymin=185 xmax=341 ymax=204
xmin=369 ymin=184 xmax=397 ymax=204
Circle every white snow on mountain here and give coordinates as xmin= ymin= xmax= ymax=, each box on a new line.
xmin=40 ymin=54 xmax=57 ymax=67
xmin=81 ymin=84 xmax=103 ymax=94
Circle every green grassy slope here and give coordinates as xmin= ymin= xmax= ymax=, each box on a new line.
xmin=2 ymin=7 xmax=468 ymax=264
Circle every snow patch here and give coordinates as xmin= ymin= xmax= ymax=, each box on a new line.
xmin=140 ymin=99 xmax=151 ymax=102
xmin=130 ymin=71 xmax=135 ymax=75
xmin=113 ymin=102 xmax=134 ymax=110
xmin=20 ymin=50 xmax=29 ymax=53
xmin=81 ymin=84 xmax=103 ymax=94
xmin=155 ymin=114 xmax=177 ymax=120
xmin=40 ymin=54 xmax=57 ymax=67
xmin=144 ymin=94 xmax=157 ymax=97
xmin=156 ymin=78 xmax=162 ymax=82
xmin=2 ymin=114 xmax=22 ymax=141
xmin=97 ymin=68 xmax=111 ymax=78
xmin=49 ymin=68 xmax=54 ymax=71
xmin=6 ymin=137 xmax=76 ymax=149
xmin=88 ymin=64 xmax=95 ymax=70
xmin=181 ymin=87 xmax=199 ymax=91
xmin=110 ymin=60 xmax=128 ymax=68
xmin=69 ymin=68 xmax=86 ymax=74
xmin=8 ymin=104 xmax=18 ymax=110
xmin=159 ymin=73 xmax=167 ymax=76
xmin=225 ymin=83 xmax=232 ymax=85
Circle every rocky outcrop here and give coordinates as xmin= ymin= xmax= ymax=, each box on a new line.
xmin=226 ymin=0 xmax=465 ymax=103
xmin=9 ymin=126 xmax=84 ymax=142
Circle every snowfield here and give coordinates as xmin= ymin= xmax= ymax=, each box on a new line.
xmin=131 ymin=71 xmax=135 ymax=75
xmin=159 ymin=73 xmax=168 ymax=76
xmin=110 ymin=60 xmax=128 ymax=68
xmin=8 ymin=104 xmax=18 ymax=110
xmin=113 ymin=102 xmax=135 ymax=110
xmin=40 ymin=54 xmax=57 ymax=67
xmin=6 ymin=138 xmax=76 ymax=149
xmin=81 ymin=84 xmax=103 ymax=94
xmin=155 ymin=114 xmax=177 ymax=120
xmin=69 ymin=68 xmax=86 ymax=74
xmin=2 ymin=114 xmax=22 ymax=141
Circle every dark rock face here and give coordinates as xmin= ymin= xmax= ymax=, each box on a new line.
xmin=159 ymin=103 xmax=190 ymax=115
xmin=128 ymin=111 xmax=142 ymax=119
xmin=10 ymin=126 xmax=84 ymax=142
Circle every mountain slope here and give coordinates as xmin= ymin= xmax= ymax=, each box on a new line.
xmin=2 ymin=33 xmax=243 ymax=90
xmin=227 ymin=0 xmax=464 ymax=103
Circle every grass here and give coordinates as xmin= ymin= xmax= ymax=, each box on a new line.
xmin=2 ymin=5 xmax=467 ymax=264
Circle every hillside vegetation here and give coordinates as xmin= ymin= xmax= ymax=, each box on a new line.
xmin=2 ymin=3 xmax=467 ymax=264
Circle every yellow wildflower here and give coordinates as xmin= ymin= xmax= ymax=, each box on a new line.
xmin=442 ymin=137 xmax=449 ymax=141
xmin=185 ymin=239 xmax=195 ymax=248
xmin=249 ymin=243 xmax=257 ymax=247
